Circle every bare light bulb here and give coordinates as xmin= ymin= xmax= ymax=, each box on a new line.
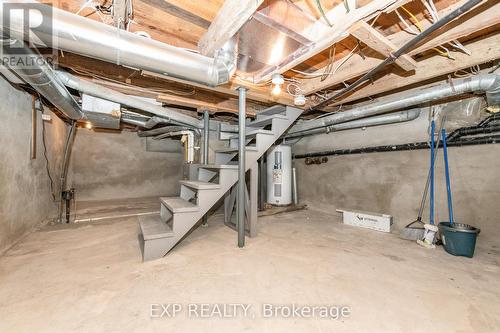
xmin=85 ymin=122 xmax=92 ymax=129
xmin=271 ymin=84 xmax=281 ymax=96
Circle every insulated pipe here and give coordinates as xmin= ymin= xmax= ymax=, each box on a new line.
xmin=56 ymin=71 xmax=203 ymax=128
xmin=291 ymin=75 xmax=500 ymax=135
xmin=286 ymin=109 xmax=421 ymax=139
xmin=2 ymin=40 xmax=84 ymax=120
xmin=292 ymin=167 xmax=298 ymax=205
xmin=0 ymin=1 xmax=236 ymax=87
xmin=237 ymin=87 xmax=247 ymax=248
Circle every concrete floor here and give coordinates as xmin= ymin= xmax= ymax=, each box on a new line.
xmin=0 ymin=209 xmax=499 ymax=333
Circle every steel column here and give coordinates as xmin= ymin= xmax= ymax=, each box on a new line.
xmin=237 ymin=87 xmax=247 ymax=247
xmin=202 ymin=110 xmax=210 ymax=227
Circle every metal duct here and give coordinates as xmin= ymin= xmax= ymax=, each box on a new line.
xmin=290 ymin=74 xmax=500 ymax=135
xmin=1 ymin=39 xmax=84 ymax=120
xmin=0 ymin=1 xmax=236 ymax=87
xmin=0 ymin=66 xmax=24 ymax=84
xmin=56 ymin=71 xmax=203 ymax=128
xmin=285 ymin=109 xmax=421 ymax=139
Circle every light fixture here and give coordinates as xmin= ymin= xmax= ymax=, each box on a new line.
xmin=271 ymin=73 xmax=284 ymax=85
xmin=85 ymin=122 xmax=92 ymax=129
xmin=271 ymin=84 xmax=282 ymax=96
xmin=294 ymin=95 xmax=306 ymax=106
xmin=271 ymin=73 xmax=284 ymax=96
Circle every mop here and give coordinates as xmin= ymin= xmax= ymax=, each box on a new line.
xmin=416 ymin=118 xmax=439 ymax=248
xmin=400 ymin=115 xmax=446 ymax=240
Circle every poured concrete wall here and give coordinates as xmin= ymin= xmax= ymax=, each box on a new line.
xmin=0 ymin=77 xmax=67 ymax=253
xmin=67 ymin=129 xmax=184 ymax=201
xmin=293 ymin=106 xmax=500 ymax=244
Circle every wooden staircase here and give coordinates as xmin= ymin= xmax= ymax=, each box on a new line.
xmin=139 ymin=105 xmax=302 ymax=261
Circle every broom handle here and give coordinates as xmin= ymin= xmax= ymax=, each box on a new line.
xmin=417 ymin=116 xmax=446 ymax=220
xmin=442 ymin=128 xmax=454 ymax=225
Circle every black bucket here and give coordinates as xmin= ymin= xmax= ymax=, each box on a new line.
xmin=438 ymin=222 xmax=480 ymax=258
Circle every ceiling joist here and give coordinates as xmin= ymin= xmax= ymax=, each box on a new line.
xmin=351 ymin=20 xmax=417 ymax=71
xmin=301 ymin=0 xmax=499 ymax=95
xmin=325 ymin=33 xmax=500 ymax=107
xmin=198 ymin=0 xmax=264 ymax=56
xmin=253 ymin=0 xmax=408 ymax=83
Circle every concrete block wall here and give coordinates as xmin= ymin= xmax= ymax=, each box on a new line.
xmin=292 ymin=106 xmax=500 ymax=245
xmin=0 ymin=76 xmax=186 ymax=252
xmin=67 ymin=129 xmax=184 ymax=201
xmin=0 ymin=77 xmax=67 ymax=253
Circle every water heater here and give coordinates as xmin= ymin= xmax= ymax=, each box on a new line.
xmin=267 ymin=145 xmax=292 ymax=205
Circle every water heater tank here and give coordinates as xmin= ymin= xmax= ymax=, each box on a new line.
xmin=267 ymin=145 xmax=292 ymax=205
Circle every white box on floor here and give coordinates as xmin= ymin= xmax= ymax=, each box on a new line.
xmin=336 ymin=209 xmax=393 ymax=233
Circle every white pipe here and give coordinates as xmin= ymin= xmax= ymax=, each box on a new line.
xmin=154 ymin=130 xmax=195 ymax=163
xmin=290 ymin=74 xmax=500 ymax=135
xmin=0 ymin=1 xmax=236 ymax=86
xmin=285 ymin=109 xmax=421 ymax=139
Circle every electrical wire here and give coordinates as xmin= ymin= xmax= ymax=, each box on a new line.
xmin=321 ymin=45 xmax=336 ymax=82
xmin=399 ymin=5 xmax=454 ymax=59
xmin=290 ymin=44 xmax=359 ymax=81
xmin=38 ymin=97 xmax=57 ymax=202
xmin=307 ymin=0 xmax=483 ymax=112
xmin=70 ymin=68 xmax=196 ymax=96
xmin=286 ymin=82 xmax=303 ymax=97
xmin=315 ymin=0 xmax=333 ymax=27
xmin=234 ymin=75 xmax=272 ymax=87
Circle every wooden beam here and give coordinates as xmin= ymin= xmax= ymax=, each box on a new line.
xmin=326 ymin=33 xmax=500 ymax=107
xmin=253 ymin=0 xmax=405 ymax=83
xmin=302 ymin=0 xmax=498 ymax=95
xmin=151 ymin=0 xmax=222 ymax=22
xmin=84 ymin=76 xmax=262 ymax=115
xmin=133 ymin=0 xmax=206 ymax=46
xmin=156 ymin=94 xmax=258 ymax=116
xmin=141 ymin=70 xmax=295 ymax=106
xmin=56 ymin=52 xmax=290 ymax=107
xmin=252 ymin=11 xmax=312 ymax=45
xmin=351 ymin=21 xmax=417 ymax=71
xmin=198 ymin=0 xmax=264 ymax=57
xmin=140 ymin=0 xmax=211 ymax=29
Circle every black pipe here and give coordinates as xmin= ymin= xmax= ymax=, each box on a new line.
xmin=293 ymin=135 xmax=500 ymax=159
xmin=477 ymin=113 xmax=500 ymax=127
xmin=58 ymin=121 xmax=77 ymax=223
xmin=447 ymin=114 xmax=500 ymax=141
xmin=308 ymin=0 xmax=483 ymax=112
xmin=458 ymin=125 xmax=500 ymax=137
